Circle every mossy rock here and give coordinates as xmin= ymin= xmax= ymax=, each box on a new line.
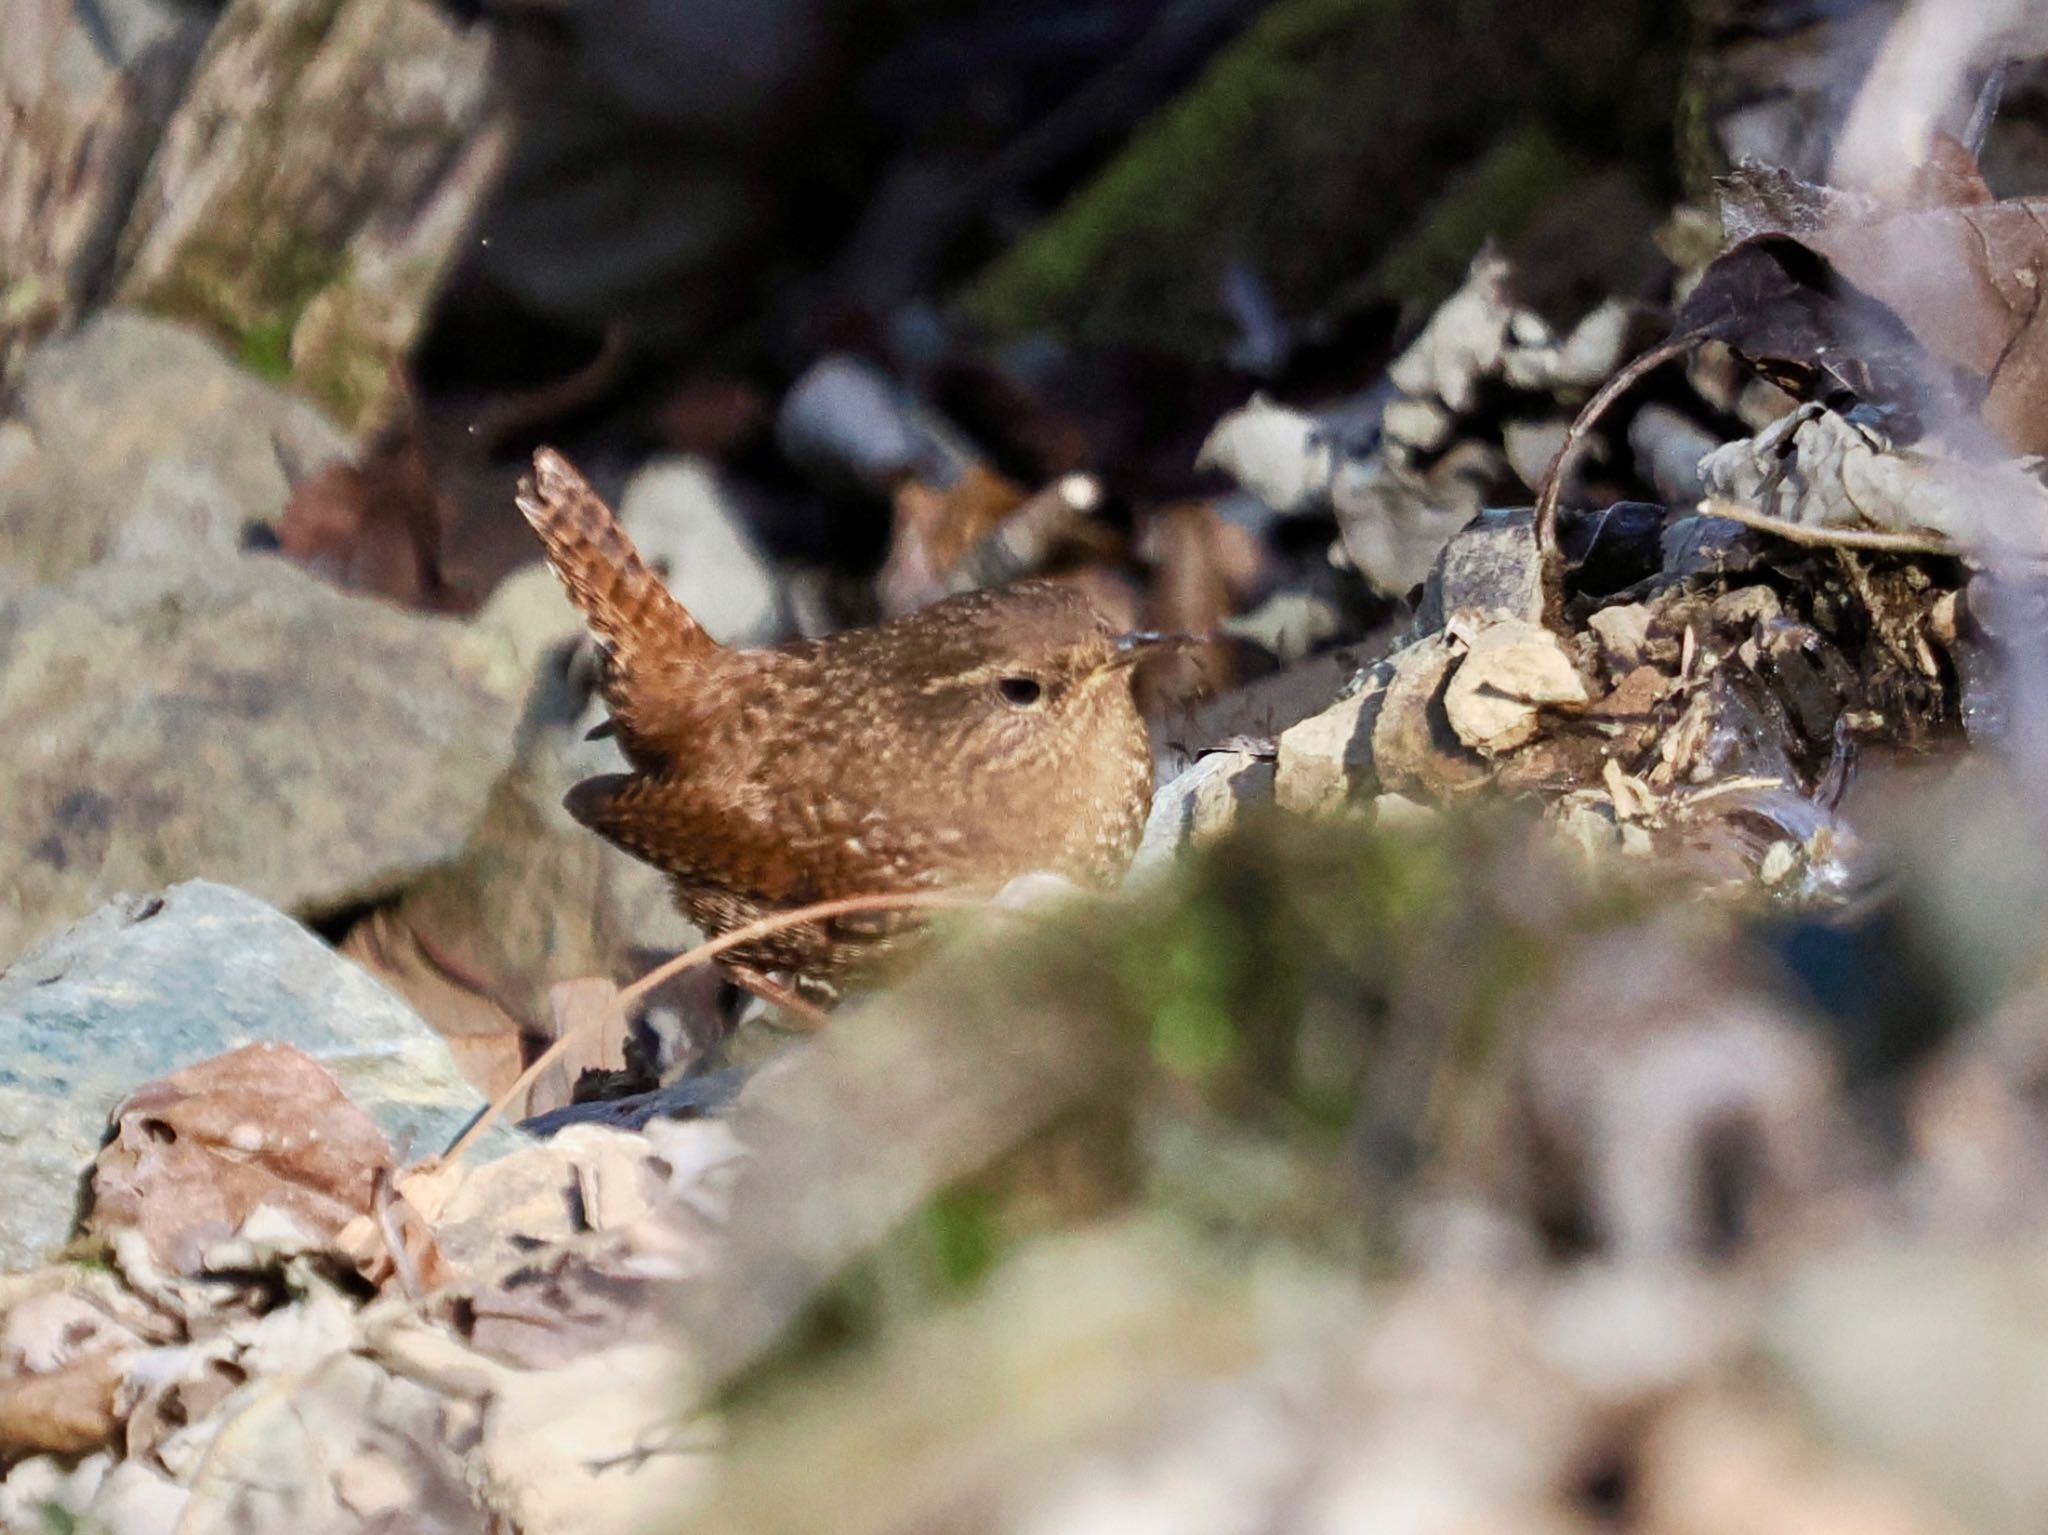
xmin=962 ymin=0 xmax=1687 ymax=355
xmin=114 ymin=0 xmax=497 ymax=432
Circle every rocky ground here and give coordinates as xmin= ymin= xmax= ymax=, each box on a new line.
xmin=10 ymin=0 xmax=2048 ymax=1531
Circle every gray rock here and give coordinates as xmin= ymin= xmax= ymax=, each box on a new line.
xmin=619 ymin=457 xmax=785 ymax=647
xmin=1275 ymin=684 xmax=1380 ymax=818
xmin=1413 ymin=508 xmax=1544 ymax=633
xmin=1331 ymin=450 xmax=1485 ymax=597
xmin=0 ymin=880 xmax=518 ymax=1272
xmin=0 ymin=553 xmax=522 ymax=964
xmin=775 ymin=354 xmax=970 ymax=494
xmin=1129 ymin=750 xmax=1276 ymax=879
xmin=378 ymin=567 xmax=705 ymax=1028
xmin=0 ymin=311 xmax=350 ymax=583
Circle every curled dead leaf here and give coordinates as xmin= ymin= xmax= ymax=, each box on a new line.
xmin=87 ymin=1043 xmax=395 ymax=1275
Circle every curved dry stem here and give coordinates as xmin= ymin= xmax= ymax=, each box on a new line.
xmin=1534 ymin=333 xmax=1700 ymax=628
xmin=437 ymin=889 xmax=996 ymax=1165
xmin=1697 ymin=496 xmax=1970 ymax=556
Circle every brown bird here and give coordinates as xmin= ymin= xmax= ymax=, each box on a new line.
xmin=516 ymin=448 xmax=1161 ymax=1006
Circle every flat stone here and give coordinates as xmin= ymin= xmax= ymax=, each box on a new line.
xmin=0 ymin=312 xmax=350 ymax=583
xmin=1275 ymin=684 xmax=1381 ymax=818
xmin=1129 ymin=750 xmax=1276 ymax=878
xmin=0 ymin=553 xmax=522 ymax=964
xmin=0 ymin=881 xmax=520 ymax=1272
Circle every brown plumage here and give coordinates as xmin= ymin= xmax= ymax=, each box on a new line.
xmin=516 ymin=449 xmax=1158 ymax=988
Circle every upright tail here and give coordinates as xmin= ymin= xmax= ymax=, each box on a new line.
xmin=516 ymin=449 xmax=715 ymax=679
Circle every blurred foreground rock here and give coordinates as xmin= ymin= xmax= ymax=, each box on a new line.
xmin=0 ymin=880 xmax=511 ymax=1271
xmin=0 ymin=552 xmax=521 ymax=964
xmin=0 ymin=311 xmax=350 ymax=583
xmin=1 ymin=807 xmax=2044 ymax=1535
xmin=1770 ymin=1240 xmax=2048 ymax=1535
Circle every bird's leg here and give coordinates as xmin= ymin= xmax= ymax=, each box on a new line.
xmin=723 ymin=963 xmax=833 ymax=1031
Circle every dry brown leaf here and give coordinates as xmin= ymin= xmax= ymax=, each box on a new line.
xmin=443 ymin=1247 xmax=663 ymax=1370
xmin=87 ymin=1043 xmax=395 ymax=1274
xmin=278 ymin=427 xmax=454 ymax=610
xmin=0 ymin=1352 xmax=122 ymax=1456
xmin=1802 ymin=201 xmax=2048 ymax=454
xmin=1685 ymin=158 xmax=2048 ymax=455
xmin=1891 ymin=132 xmax=1997 ymax=214
xmin=342 ymin=909 xmax=528 ymax=1103
xmin=881 ymin=463 xmax=1028 ymax=614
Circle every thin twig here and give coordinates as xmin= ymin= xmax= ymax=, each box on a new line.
xmin=370 ymin=1166 xmax=423 ymax=1300
xmin=1534 ymin=334 xmax=1699 ymax=629
xmin=438 ymin=890 xmax=995 ymax=1164
xmin=615 ymin=891 xmax=992 ymax=1012
xmin=1696 ymin=496 xmax=1965 ymax=555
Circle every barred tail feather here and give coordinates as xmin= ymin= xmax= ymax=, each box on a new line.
xmin=516 ymin=448 xmax=713 ymax=674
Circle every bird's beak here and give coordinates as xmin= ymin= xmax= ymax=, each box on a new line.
xmin=1105 ymin=631 xmax=1201 ymax=670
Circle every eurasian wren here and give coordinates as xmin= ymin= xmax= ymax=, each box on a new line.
xmin=517 ymin=449 xmax=1159 ymax=988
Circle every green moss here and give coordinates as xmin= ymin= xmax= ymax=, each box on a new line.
xmin=129 ymin=0 xmax=355 ymax=397
xmin=290 ymin=296 xmax=390 ymax=428
xmin=138 ymin=216 xmax=347 ymax=379
xmin=1367 ymin=124 xmax=1587 ymax=310
xmin=960 ymin=0 xmax=1688 ymax=354
xmin=921 ymin=1184 xmax=1005 ymax=1292
xmin=965 ymin=0 xmax=1408 ymax=348
xmin=234 ymin=315 xmax=297 ymax=379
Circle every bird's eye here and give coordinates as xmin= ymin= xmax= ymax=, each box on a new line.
xmin=996 ymin=676 xmax=1045 ymax=708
